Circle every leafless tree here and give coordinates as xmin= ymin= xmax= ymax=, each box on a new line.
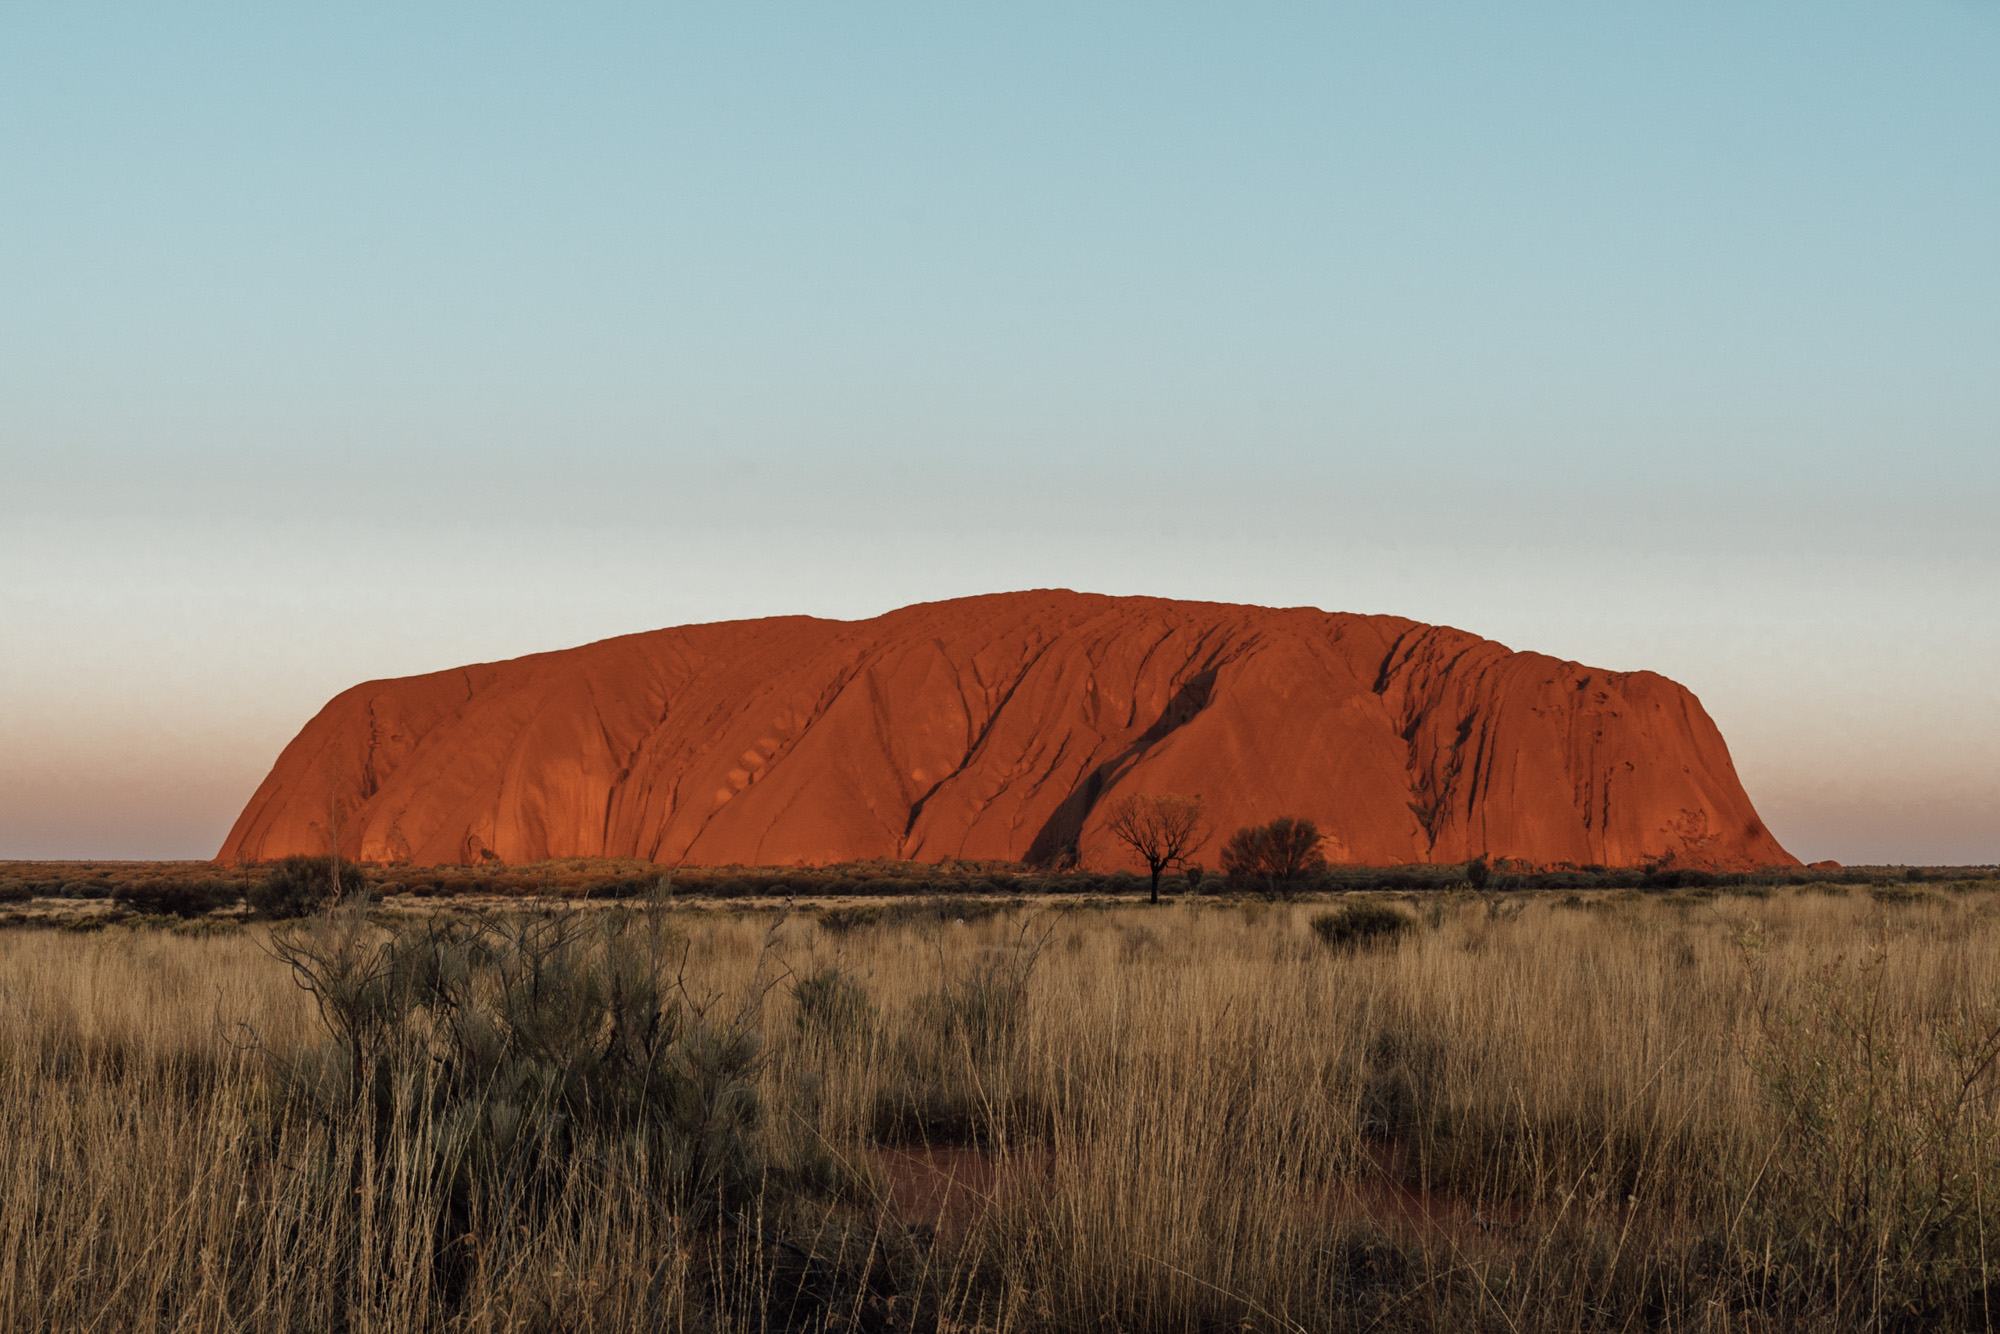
xmin=1103 ymin=793 xmax=1211 ymax=904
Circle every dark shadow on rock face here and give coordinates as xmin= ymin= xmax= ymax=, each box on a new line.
xmin=1025 ymin=668 xmax=1218 ymax=868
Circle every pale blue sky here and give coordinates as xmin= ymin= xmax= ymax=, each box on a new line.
xmin=3 ymin=5 xmax=1996 ymax=861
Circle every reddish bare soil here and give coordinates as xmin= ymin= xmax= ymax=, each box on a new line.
xmin=218 ymin=590 xmax=1794 ymax=870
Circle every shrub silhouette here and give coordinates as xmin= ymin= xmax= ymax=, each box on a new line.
xmin=264 ymin=901 xmax=769 ymax=1237
xmin=1310 ymin=902 xmax=1414 ymax=952
xmin=1221 ymin=816 xmax=1329 ymax=897
xmin=113 ymin=878 xmax=234 ymax=918
xmin=914 ymin=952 xmax=1032 ymax=1062
xmin=249 ymin=855 xmax=365 ymax=918
xmin=791 ymin=963 xmax=874 ymax=1049
xmin=878 ymin=922 xmax=1052 ymax=1145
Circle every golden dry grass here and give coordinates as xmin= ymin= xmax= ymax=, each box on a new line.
xmin=2 ymin=886 xmax=1998 ymax=1331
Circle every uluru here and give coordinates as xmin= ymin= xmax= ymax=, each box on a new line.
xmin=218 ymin=590 xmax=1796 ymax=872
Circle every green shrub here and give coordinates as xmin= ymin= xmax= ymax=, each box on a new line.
xmin=1310 ymin=902 xmax=1413 ymax=952
xmin=817 ymin=904 xmax=884 ymax=935
xmin=266 ymin=902 xmax=764 ymax=1230
xmin=1358 ymin=1023 xmax=1449 ymax=1140
xmin=910 ymin=925 xmax=1048 ymax=1062
xmin=791 ymin=964 xmax=874 ymax=1048
xmin=112 ymin=878 xmax=233 ymax=918
xmin=914 ymin=965 xmax=1029 ymax=1061
xmin=875 ymin=930 xmax=1050 ymax=1147
xmin=1221 ymin=817 xmax=1328 ymax=898
xmin=249 ymin=856 xmax=366 ymax=918
xmin=817 ymin=896 xmax=1011 ymax=935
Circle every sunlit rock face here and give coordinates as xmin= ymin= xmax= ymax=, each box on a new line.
xmin=218 ymin=590 xmax=1796 ymax=871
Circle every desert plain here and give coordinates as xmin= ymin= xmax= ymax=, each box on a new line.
xmin=4 ymin=595 xmax=1993 ymax=1332
xmin=3 ymin=858 xmax=2000 ymax=1332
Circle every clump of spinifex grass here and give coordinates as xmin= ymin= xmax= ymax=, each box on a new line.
xmin=3 ymin=887 xmax=2000 ymax=1329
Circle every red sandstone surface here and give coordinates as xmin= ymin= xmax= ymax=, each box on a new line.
xmin=218 ymin=591 xmax=1796 ymax=871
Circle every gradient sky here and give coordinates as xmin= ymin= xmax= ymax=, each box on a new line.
xmin=4 ymin=4 xmax=1996 ymax=864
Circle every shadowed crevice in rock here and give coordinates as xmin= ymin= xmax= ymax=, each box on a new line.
xmin=900 ymin=635 xmax=1066 ymax=847
xmin=1023 ymin=667 xmax=1219 ymax=868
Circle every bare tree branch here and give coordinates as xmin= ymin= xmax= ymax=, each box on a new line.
xmin=1103 ymin=793 xmax=1211 ymax=904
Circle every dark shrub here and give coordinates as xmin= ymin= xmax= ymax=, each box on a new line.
xmin=267 ymin=903 xmax=765 ymax=1229
xmin=1465 ymin=855 xmax=1491 ymax=889
xmin=791 ymin=964 xmax=874 ymax=1048
xmin=249 ymin=856 xmax=367 ymax=919
xmin=819 ymin=896 xmax=1009 ymax=935
xmin=818 ymin=905 xmax=885 ymax=935
xmin=915 ymin=967 xmax=1028 ymax=1059
xmin=1310 ymin=902 xmax=1414 ymax=952
xmin=1643 ymin=867 xmax=1718 ymax=891
xmin=113 ymin=878 xmax=233 ymax=918
xmin=1221 ymin=817 xmax=1329 ymax=898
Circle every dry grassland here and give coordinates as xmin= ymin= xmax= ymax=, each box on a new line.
xmin=2 ymin=887 xmax=1997 ymax=1332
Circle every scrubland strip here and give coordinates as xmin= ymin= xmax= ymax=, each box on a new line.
xmin=0 ymin=889 xmax=1996 ymax=1330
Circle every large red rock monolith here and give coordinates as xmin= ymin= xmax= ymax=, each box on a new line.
xmin=218 ymin=591 xmax=1795 ymax=871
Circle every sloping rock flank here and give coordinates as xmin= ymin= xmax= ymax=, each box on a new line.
xmin=218 ymin=591 xmax=1796 ymax=871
